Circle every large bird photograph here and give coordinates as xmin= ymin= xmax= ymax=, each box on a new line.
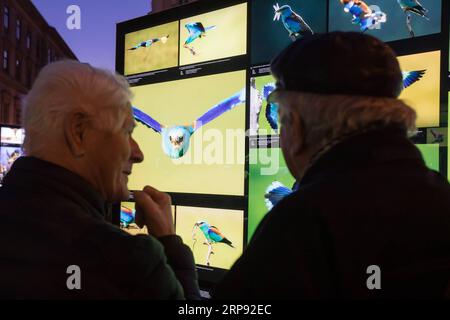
xmin=248 ymin=148 xmax=295 ymax=242
xmin=124 ymin=21 xmax=179 ymax=76
xmin=397 ymin=50 xmax=440 ymax=128
xmin=129 ymin=70 xmax=247 ymax=196
xmin=175 ymin=206 xmax=244 ymax=270
xmin=251 ymin=0 xmax=327 ymax=65
xmin=329 ymin=0 xmax=441 ymax=42
xmin=179 ymin=2 xmax=247 ymax=66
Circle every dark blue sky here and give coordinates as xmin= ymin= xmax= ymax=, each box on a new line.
xmin=32 ymin=0 xmax=151 ymax=71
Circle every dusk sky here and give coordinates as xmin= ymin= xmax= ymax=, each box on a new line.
xmin=32 ymin=0 xmax=151 ymax=71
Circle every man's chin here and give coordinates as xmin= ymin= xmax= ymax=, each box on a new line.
xmin=109 ymin=188 xmax=131 ymax=203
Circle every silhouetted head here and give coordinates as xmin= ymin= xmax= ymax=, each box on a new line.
xmin=271 ymin=31 xmax=403 ymax=98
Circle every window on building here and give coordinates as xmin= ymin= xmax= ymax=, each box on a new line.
xmin=3 ymin=50 xmax=8 ymax=71
xmin=26 ymin=33 xmax=31 ymax=49
xmin=16 ymin=19 xmax=21 ymax=40
xmin=3 ymin=6 xmax=9 ymax=31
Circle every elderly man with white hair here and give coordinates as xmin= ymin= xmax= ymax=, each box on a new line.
xmin=0 ymin=60 xmax=200 ymax=299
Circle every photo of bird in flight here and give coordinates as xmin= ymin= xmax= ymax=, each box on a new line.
xmin=192 ymin=220 xmax=234 ymax=266
xmin=339 ymin=0 xmax=387 ymax=32
xmin=183 ymin=22 xmax=217 ymax=55
xmin=273 ymin=3 xmax=313 ymax=41
xmin=133 ymin=89 xmax=246 ymax=159
xmin=128 ymin=35 xmax=169 ymax=50
xmin=397 ymin=0 xmax=429 ymax=37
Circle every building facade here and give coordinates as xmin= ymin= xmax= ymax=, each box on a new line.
xmin=0 ymin=0 xmax=77 ymax=125
xmin=151 ymin=0 xmax=199 ymax=14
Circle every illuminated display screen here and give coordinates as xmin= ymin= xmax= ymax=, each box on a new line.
xmin=179 ymin=3 xmax=247 ymax=66
xmin=397 ymin=50 xmax=440 ymax=128
xmin=129 ymin=70 xmax=246 ymax=196
xmin=124 ymin=21 xmax=179 ymax=76
xmin=251 ymin=0 xmax=327 ymax=65
xmin=176 ymin=205 xmax=244 ymax=270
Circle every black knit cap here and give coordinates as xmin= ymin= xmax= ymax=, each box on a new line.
xmin=270 ymin=32 xmax=403 ymax=98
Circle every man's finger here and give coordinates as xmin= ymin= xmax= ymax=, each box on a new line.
xmin=134 ymin=203 xmax=145 ymax=228
xmin=143 ymin=185 xmax=172 ymax=205
xmin=134 ymin=190 xmax=159 ymax=214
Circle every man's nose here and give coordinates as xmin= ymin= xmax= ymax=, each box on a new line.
xmin=130 ymin=137 xmax=144 ymax=163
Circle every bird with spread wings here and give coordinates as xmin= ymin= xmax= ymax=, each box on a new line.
xmin=133 ymin=89 xmax=246 ymax=159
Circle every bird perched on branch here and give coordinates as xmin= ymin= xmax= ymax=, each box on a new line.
xmin=273 ymin=3 xmax=313 ymax=41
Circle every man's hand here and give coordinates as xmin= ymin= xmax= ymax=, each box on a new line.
xmin=134 ymin=186 xmax=174 ymax=238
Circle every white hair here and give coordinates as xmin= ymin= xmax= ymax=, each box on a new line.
xmin=278 ymin=92 xmax=417 ymax=152
xmin=22 ymin=60 xmax=132 ymax=153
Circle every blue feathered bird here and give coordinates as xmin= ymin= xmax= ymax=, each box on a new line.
xmin=184 ymin=22 xmax=216 ymax=55
xmin=192 ymin=220 xmax=234 ymax=266
xmin=264 ymin=181 xmax=299 ymax=210
xmin=397 ymin=0 xmax=429 ymax=37
xmin=262 ymin=83 xmax=278 ymax=132
xmin=120 ymin=206 xmax=135 ymax=228
xmin=194 ymin=221 xmax=234 ymax=248
xmin=340 ymin=0 xmax=387 ymax=32
xmin=128 ymin=35 xmax=169 ymax=50
xmin=397 ymin=0 xmax=428 ymax=18
xmin=273 ymin=3 xmax=313 ymax=41
xmin=402 ymin=70 xmax=426 ymax=89
xmin=133 ymin=89 xmax=246 ymax=159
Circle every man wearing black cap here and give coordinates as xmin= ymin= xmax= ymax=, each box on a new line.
xmin=213 ymin=32 xmax=450 ymax=299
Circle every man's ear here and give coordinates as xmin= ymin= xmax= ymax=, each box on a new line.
xmin=290 ymin=111 xmax=305 ymax=157
xmin=64 ymin=111 xmax=89 ymax=158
